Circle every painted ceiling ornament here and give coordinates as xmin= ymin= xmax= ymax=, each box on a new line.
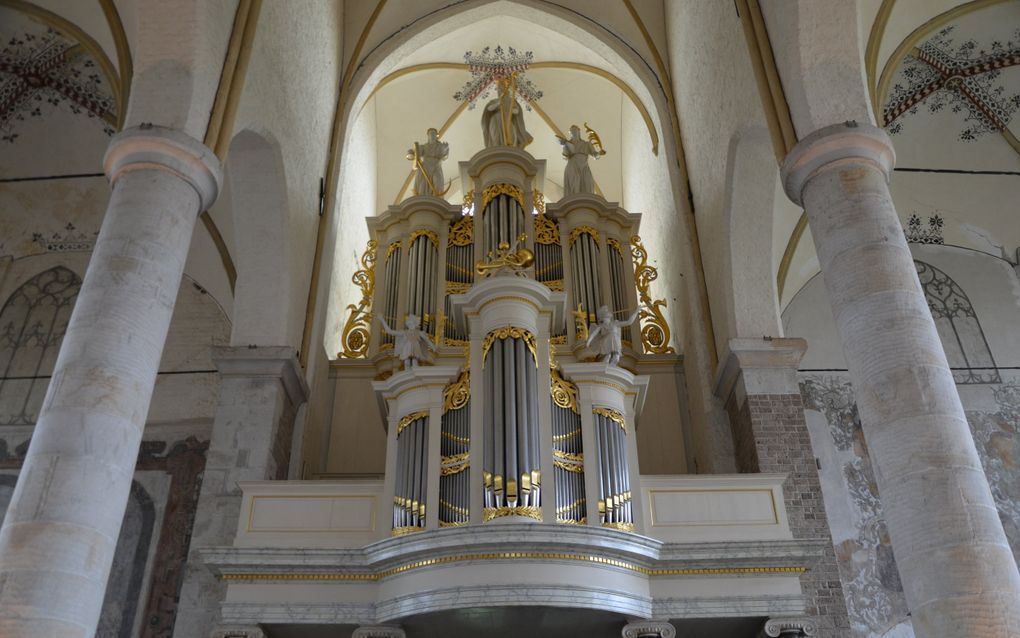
xmin=904 ymin=213 xmax=945 ymax=245
xmin=0 ymin=20 xmax=117 ymax=143
xmin=453 ymin=46 xmax=542 ymax=148
xmin=883 ymin=25 xmax=1020 ymax=141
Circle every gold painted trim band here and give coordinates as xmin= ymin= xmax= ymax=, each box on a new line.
xmin=220 ymin=551 xmax=808 ymax=582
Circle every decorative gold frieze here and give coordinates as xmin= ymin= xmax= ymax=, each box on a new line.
xmin=441 ymin=430 xmax=470 ymax=445
xmin=386 ymin=240 xmax=402 ymax=259
xmin=606 ymin=237 xmax=622 ymax=252
xmin=553 ymin=459 xmax=585 ymax=473
xmin=409 ymin=228 xmax=439 ymax=246
xmin=534 ymin=213 xmax=559 ymax=245
xmin=221 ymin=556 xmax=809 ymax=582
xmin=593 ymin=407 xmax=627 ymax=433
xmin=445 ymin=280 xmax=471 ymax=294
xmin=482 ymin=183 xmax=525 ymax=210
xmin=552 ymin=428 xmax=581 ymax=443
xmin=397 ymin=410 xmax=429 ymax=435
xmin=483 ymin=505 xmax=543 ymax=522
xmin=391 ymin=526 xmax=424 ymax=537
xmin=338 ymin=239 xmax=378 ymax=359
xmin=568 ymin=225 xmax=600 ymax=245
xmin=449 ymin=215 xmax=473 ymax=246
xmin=630 ymin=235 xmax=676 ymax=355
xmin=481 ymin=326 xmax=538 ymax=364
xmin=602 ymin=521 xmax=635 ymax=532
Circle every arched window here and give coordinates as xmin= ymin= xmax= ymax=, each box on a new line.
xmin=915 ymin=260 xmax=999 ymax=385
xmin=0 ymin=266 xmax=81 ymax=424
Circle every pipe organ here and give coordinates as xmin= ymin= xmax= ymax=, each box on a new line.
xmin=357 ymin=144 xmax=670 ymax=536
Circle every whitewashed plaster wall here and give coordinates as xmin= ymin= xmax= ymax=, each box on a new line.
xmin=663 ymin=0 xmax=777 ymax=356
xmin=227 ymin=0 xmax=341 ymax=350
xmin=785 ymin=244 xmax=1020 ymax=638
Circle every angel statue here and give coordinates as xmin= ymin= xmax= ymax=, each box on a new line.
xmin=377 ymin=314 xmax=438 ymax=368
xmin=482 ymin=77 xmax=533 ymax=148
xmin=407 ymin=128 xmax=449 ymax=197
xmin=558 ymin=124 xmax=605 ymax=196
xmin=586 ymin=305 xmax=641 ymax=366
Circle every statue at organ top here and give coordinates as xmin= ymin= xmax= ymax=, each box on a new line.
xmin=481 ymin=78 xmax=533 ymax=148
xmin=407 ymin=128 xmax=449 ymax=197
xmin=454 ymin=46 xmax=542 ymax=148
xmin=558 ymin=123 xmax=606 ymax=196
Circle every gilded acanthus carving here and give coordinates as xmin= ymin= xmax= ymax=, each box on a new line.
xmin=630 ymin=235 xmax=675 ymax=355
xmin=337 ymin=239 xmax=378 ymax=358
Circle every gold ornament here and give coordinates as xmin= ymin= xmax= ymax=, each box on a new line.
xmin=483 ymin=506 xmax=542 ymax=522
xmin=534 ymin=213 xmax=559 ymax=245
xmin=481 ymin=326 xmax=538 ymax=364
xmin=482 ymin=182 xmax=525 ymax=210
xmin=476 ymin=233 xmax=534 ymax=276
xmin=338 ymin=239 xmax=378 ymax=359
xmin=630 ymin=235 xmax=676 ymax=355
xmin=593 ymin=407 xmax=626 ymax=433
xmin=443 ymin=367 xmax=471 ymax=412
xmin=409 ymin=228 xmax=439 ymax=246
xmin=568 ymin=225 xmax=600 ymax=245
xmin=550 ymin=364 xmax=579 ymax=413
xmin=606 ymin=237 xmax=622 ymax=253
xmin=533 ymin=190 xmax=546 ymax=216
xmin=449 ymin=215 xmax=474 ymax=246
xmin=398 ymin=410 xmax=429 ymax=435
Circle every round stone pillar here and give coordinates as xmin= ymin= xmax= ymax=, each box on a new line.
xmin=0 ymin=126 xmax=221 ymax=637
xmin=782 ymin=122 xmax=1020 ymax=635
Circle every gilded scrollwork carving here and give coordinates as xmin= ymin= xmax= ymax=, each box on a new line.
xmin=481 ymin=326 xmax=538 ymax=363
xmin=449 ymin=215 xmax=473 ymax=246
xmin=482 ymin=182 xmax=525 ymax=209
xmin=534 ymin=212 xmax=559 ymax=245
xmin=338 ymin=239 xmax=378 ymax=359
xmin=443 ymin=367 xmax=471 ymax=412
xmin=629 ymin=234 xmax=675 ymax=355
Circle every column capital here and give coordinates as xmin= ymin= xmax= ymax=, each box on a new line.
xmin=104 ymin=124 xmax=223 ymax=210
xmin=352 ymin=627 xmax=406 ymax=638
xmin=622 ymin=620 xmax=676 ymax=638
xmin=781 ymin=121 xmax=895 ymax=206
xmin=212 ymin=345 xmax=309 ymax=407
xmin=715 ymin=337 xmax=807 ymax=399
xmin=759 ymin=617 xmax=818 ymax=637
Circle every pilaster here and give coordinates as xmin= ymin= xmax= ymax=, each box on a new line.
xmin=173 ymin=346 xmax=308 ymax=638
xmin=715 ymin=337 xmax=848 ymax=636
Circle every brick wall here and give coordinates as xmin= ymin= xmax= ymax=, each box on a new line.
xmin=736 ymin=392 xmax=851 ymax=636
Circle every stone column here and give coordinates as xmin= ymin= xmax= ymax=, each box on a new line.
xmin=782 ymin=122 xmax=1020 ymax=634
xmin=715 ymin=337 xmax=848 ymax=636
xmin=173 ymin=346 xmax=308 ymax=638
xmin=0 ymin=126 xmax=220 ymax=637
xmin=621 ymin=620 xmax=676 ymax=638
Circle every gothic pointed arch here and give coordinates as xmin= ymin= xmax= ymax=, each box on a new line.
xmin=915 ymin=259 xmax=999 ymax=384
xmin=0 ymin=266 xmax=81 ymax=425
